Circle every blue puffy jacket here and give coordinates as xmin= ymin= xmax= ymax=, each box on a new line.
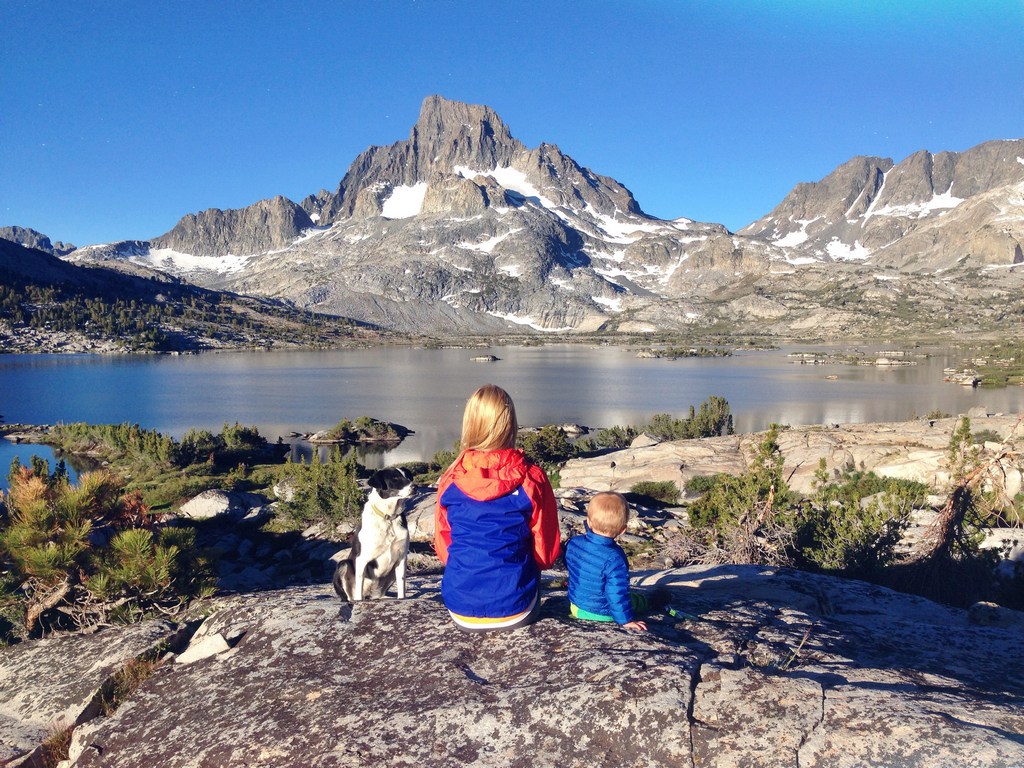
xmin=565 ymin=527 xmax=634 ymax=624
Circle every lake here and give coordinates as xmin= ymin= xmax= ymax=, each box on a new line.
xmin=1 ymin=344 xmax=1022 ymax=489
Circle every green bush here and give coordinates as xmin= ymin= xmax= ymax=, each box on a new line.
xmin=688 ymin=426 xmax=793 ymax=533
xmin=796 ymin=461 xmax=924 ymax=574
xmin=686 ymin=426 xmax=798 ymax=565
xmin=575 ymin=396 xmax=735 ymax=454
xmin=971 ymin=429 xmax=1003 ymax=445
xmin=0 ymin=465 xmax=213 ymax=641
xmin=576 ymin=425 xmax=639 ymax=452
xmin=684 ymin=430 xmax=932 ymax=573
xmin=518 ymin=425 xmax=575 ymax=466
xmin=49 ymin=422 xmax=179 ymax=468
xmin=644 ymin=395 xmax=734 ymax=440
xmin=49 ymin=421 xmax=270 ymax=473
xmin=684 ymin=474 xmax=728 ymax=496
xmin=630 ymin=480 xmax=680 ymax=505
xmin=275 ymin=447 xmax=363 ymax=528
xmin=179 ymin=422 xmax=269 ymax=467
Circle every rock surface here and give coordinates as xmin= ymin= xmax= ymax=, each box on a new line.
xmin=2 ymin=566 xmax=1014 ymax=767
xmin=0 ymin=621 xmax=179 ymax=765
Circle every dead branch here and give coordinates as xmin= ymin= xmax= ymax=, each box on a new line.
xmin=25 ymin=578 xmax=71 ymax=634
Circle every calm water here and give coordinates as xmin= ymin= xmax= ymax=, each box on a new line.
xmin=1 ymin=344 xmax=1022 ymax=488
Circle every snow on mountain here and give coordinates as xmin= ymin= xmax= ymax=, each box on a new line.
xmin=381 ymin=183 xmax=428 ymax=219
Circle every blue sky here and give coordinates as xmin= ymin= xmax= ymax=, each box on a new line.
xmin=2 ymin=0 xmax=1022 ymax=246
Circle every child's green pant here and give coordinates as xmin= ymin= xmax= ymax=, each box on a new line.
xmin=569 ymin=591 xmax=657 ymax=622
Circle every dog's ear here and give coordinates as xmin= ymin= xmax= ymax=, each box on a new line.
xmin=368 ymin=471 xmax=387 ymax=493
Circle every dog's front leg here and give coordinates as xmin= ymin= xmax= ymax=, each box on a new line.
xmin=352 ymin=557 xmax=365 ymax=601
xmin=395 ymin=555 xmax=407 ymax=599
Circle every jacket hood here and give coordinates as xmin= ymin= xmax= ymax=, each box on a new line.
xmin=449 ymin=448 xmax=530 ymax=501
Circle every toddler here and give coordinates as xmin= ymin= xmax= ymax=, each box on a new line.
xmin=565 ymin=491 xmax=650 ymax=632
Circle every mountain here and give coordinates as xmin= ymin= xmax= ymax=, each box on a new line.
xmin=151 ymin=195 xmax=314 ymax=258
xmin=0 ymin=226 xmax=76 ymax=257
xmin=0 ymin=238 xmax=372 ymax=353
xmin=58 ymin=96 xmax=775 ymax=333
xmin=30 ymin=96 xmax=1024 ymax=338
xmin=741 ymin=140 xmax=1024 ymax=271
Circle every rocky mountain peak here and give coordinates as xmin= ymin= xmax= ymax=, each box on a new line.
xmin=307 ymin=95 xmax=527 ymax=223
xmin=741 ymin=138 xmax=1024 ymax=268
xmin=303 ymin=96 xmax=648 ymax=227
xmin=0 ymin=225 xmax=76 ymax=257
xmin=151 ymin=195 xmax=313 ymax=258
xmin=410 ymin=94 xmax=523 ymax=174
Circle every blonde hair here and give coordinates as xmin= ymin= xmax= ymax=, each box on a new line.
xmin=587 ymin=491 xmax=630 ymax=536
xmin=460 ymin=384 xmax=519 ymax=451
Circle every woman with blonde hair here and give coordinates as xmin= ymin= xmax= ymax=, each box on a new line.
xmin=434 ymin=384 xmax=561 ymax=632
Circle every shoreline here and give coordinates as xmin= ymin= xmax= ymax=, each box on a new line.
xmin=2 ymin=326 xmax=1020 ymax=357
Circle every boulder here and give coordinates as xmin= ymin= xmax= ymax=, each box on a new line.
xmin=176 ymin=490 xmax=268 ymax=521
xmin=405 ymin=490 xmax=438 ymax=541
xmin=629 ymin=432 xmax=661 ymax=448
xmin=272 ymin=477 xmax=297 ymax=502
xmin=0 ymin=621 xmax=179 ymax=766
xmin=29 ymin=566 xmax=1024 ymax=767
xmin=559 ymin=436 xmax=747 ymax=494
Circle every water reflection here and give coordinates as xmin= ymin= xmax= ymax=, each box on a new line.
xmin=285 ymin=440 xmax=398 ymax=469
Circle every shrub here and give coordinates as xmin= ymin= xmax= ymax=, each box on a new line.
xmin=180 ymin=423 xmax=269 ymax=467
xmin=576 ymin=425 xmax=639 ymax=452
xmin=219 ymin=422 xmax=267 ymax=457
xmin=49 ymin=421 xmax=270 ymax=472
xmin=971 ymin=429 xmax=1003 ymax=445
xmin=275 ymin=447 xmax=363 ymax=528
xmin=641 ymin=396 xmax=735 ymax=441
xmin=684 ymin=474 xmax=728 ymax=496
xmin=518 ymin=425 xmax=575 ymax=466
xmin=886 ymin=415 xmax=1011 ymax=607
xmin=796 ymin=461 xmax=922 ymax=575
xmin=630 ymin=480 xmax=680 ymax=505
xmin=686 ymin=426 xmax=797 ymax=565
xmin=0 ymin=465 xmax=213 ymax=640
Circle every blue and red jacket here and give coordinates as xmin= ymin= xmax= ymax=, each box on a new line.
xmin=434 ymin=448 xmax=560 ymax=619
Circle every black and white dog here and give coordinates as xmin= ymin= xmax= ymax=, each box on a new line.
xmin=333 ymin=467 xmax=415 ymax=601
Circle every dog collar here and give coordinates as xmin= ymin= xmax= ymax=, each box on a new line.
xmin=368 ymin=496 xmax=397 ymax=520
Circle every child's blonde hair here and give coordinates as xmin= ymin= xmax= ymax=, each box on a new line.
xmin=587 ymin=491 xmax=630 ymax=536
xmin=460 ymin=384 xmax=519 ymax=451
